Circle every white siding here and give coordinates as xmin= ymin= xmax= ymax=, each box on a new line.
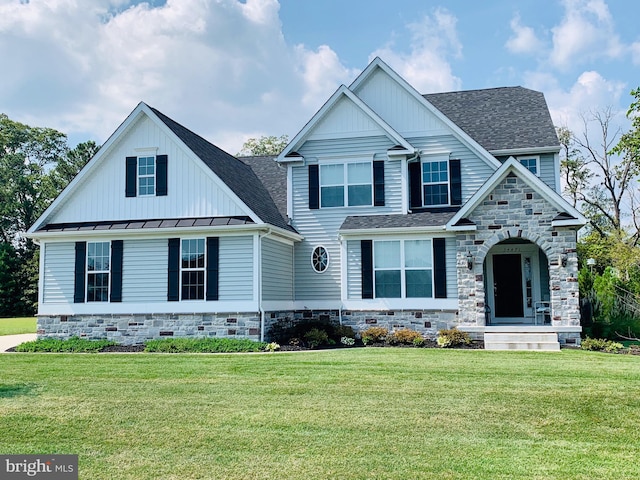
xmin=42 ymin=242 xmax=75 ymax=304
xmin=122 ymin=239 xmax=167 ymax=303
xmin=310 ymin=95 xmax=390 ymax=140
xmin=47 ymin=114 xmax=250 ymax=224
xmin=219 ymin=236 xmax=253 ymax=300
xmin=446 ymin=236 xmax=458 ymax=298
xmin=262 ymin=238 xmax=294 ymax=301
xmin=539 ymin=153 xmax=557 ymax=190
xmin=346 ymin=240 xmax=362 ymax=299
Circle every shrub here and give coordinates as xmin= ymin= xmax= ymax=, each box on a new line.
xmin=436 ymin=328 xmax=471 ymax=348
xmin=265 ymin=342 xmax=280 ymax=352
xmin=268 ymin=317 xmax=352 ymax=345
xmin=304 ymin=328 xmax=330 ymax=348
xmin=334 ymin=324 xmax=356 ymax=340
xmin=15 ymin=336 xmax=117 ymax=353
xmin=340 ymin=336 xmax=355 ymax=346
xmin=387 ymin=328 xmax=423 ymax=346
xmin=412 ymin=336 xmax=425 ymax=347
xmin=581 ymin=337 xmax=624 ymax=353
xmin=361 ymin=326 xmax=389 ymax=345
xmin=144 ymin=338 xmax=266 ymax=353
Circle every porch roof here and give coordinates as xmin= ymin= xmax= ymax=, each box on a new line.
xmin=340 ymin=211 xmax=456 ymax=232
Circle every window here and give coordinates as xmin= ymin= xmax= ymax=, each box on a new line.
xmin=422 ymin=160 xmax=449 ymax=206
xmin=519 ymin=157 xmax=538 ymax=175
xmin=181 ymin=239 xmax=205 ymax=300
xmin=87 ymin=241 xmax=110 ymax=302
xmin=138 ymin=156 xmax=155 ymax=195
xmin=320 ymin=162 xmax=372 ymax=207
xmin=373 ymin=240 xmax=433 ymax=298
xmin=312 ymin=246 xmax=329 ymax=273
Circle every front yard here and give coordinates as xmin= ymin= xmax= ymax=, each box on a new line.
xmin=1 ymin=348 xmax=639 ymax=479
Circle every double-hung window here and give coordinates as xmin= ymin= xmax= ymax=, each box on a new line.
xmin=518 ymin=156 xmax=539 ymax=175
xmin=181 ymin=239 xmax=205 ymax=300
xmin=373 ymin=240 xmax=433 ymax=298
xmin=320 ymin=161 xmax=372 ymax=207
xmin=138 ymin=156 xmax=155 ymax=195
xmin=87 ymin=241 xmax=110 ymax=302
xmin=422 ymin=159 xmax=449 ymax=206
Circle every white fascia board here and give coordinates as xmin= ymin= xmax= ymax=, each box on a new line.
xmin=27 ymin=223 xmax=303 ymax=243
xmin=342 ymin=298 xmax=459 ymax=311
xmin=447 ymin=157 xmax=587 ymax=229
xmin=277 ymin=84 xmax=414 ymax=162
xmin=291 ymin=300 xmax=343 ymax=311
xmin=489 ymin=146 xmax=560 ymax=156
xmin=551 ymin=219 xmax=586 ymax=228
xmin=338 ymin=225 xmax=449 ymax=238
xmin=350 ymin=57 xmax=501 ymax=171
xmin=28 ymin=102 xmax=149 ymax=233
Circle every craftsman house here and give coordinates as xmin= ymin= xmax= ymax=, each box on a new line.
xmin=28 ymin=57 xmax=585 ymax=348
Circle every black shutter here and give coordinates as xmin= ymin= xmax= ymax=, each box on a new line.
xmin=74 ymin=241 xmax=86 ymax=303
xmin=110 ymin=240 xmax=123 ymax=302
xmin=373 ymin=160 xmax=385 ymax=206
xmin=308 ymin=164 xmax=319 ymax=209
xmin=167 ymin=238 xmax=180 ymax=301
xmin=409 ymin=161 xmax=422 ymax=209
xmin=433 ymin=238 xmax=447 ymax=298
xmin=206 ymin=237 xmax=219 ymax=301
xmin=125 ymin=156 xmax=137 ymax=197
xmin=156 ymin=154 xmax=168 ymax=196
xmin=361 ymin=240 xmax=373 ymax=299
xmin=449 ymin=159 xmax=462 ymax=206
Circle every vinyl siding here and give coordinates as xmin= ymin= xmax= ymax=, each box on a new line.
xmin=122 ymin=239 xmax=167 ymax=302
xmin=219 ymin=235 xmax=253 ymax=300
xmin=262 ymin=237 xmax=294 ymax=301
xmin=539 ymin=153 xmax=557 ymax=190
xmin=42 ymin=242 xmax=75 ymax=304
xmin=445 ymin=236 xmax=458 ymax=297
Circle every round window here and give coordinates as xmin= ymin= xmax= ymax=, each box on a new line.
xmin=311 ymin=246 xmax=329 ymax=273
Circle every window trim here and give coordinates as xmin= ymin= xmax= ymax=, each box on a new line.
xmin=311 ymin=245 xmax=330 ymax=273
xmin=319 ymin=160 xmax=373 ymax=208
xmin=180 ymin=238 xmax=206 ymax=301
xmin=137 ymin=155 xmax=156 ymax=196
xmin=372 ymin=239 xmax=434 ymax=299
xmin=421 ymin=156 xmax=450 ymax=207
xmin=517 ymin=155 xmax=540 ymax=176
xmin=86 ymin=241 xmax=111 ymax=303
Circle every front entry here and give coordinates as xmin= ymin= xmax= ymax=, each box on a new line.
xmin=485 ymin=241 xmax=550 ymax=325
xmin=493 ymin=254 xmax=524 ymax=317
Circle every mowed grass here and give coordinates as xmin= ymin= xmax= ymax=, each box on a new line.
xmin=0 ymin=317 xmax=36 ymax=335
xmin=1 ymin=349 xmax=639 ymax=479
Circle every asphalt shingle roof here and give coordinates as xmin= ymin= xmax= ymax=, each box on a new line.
xmin=424 ymin=87 xmax=559 ymax=152
xmin=150 ymin=107 xmax=294 ymax=233
xmin=238 ymin=155 xmax=288 ymax=222
xmin=340 ymin=211 xmax=457 ymax=231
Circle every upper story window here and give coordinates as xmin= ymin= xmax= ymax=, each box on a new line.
xmin=373 ymin=239 xmax=433 ymax=298
xmin=518 ymin=156 xmax=539 ymax=176
xmin=320 ymin=161 xmax=372 ymax=207
xmin=311 ymin=245 xmax=329 ymax=273
xmin=138 ymin=156 xmax=155 ymax=195
xmin=87 ymin=241 xmax=110 ymax=302
xmin=181 ymin=239 xmax=205 ymax=300
xmin=422 ymin=160 xmax=449 ymax=206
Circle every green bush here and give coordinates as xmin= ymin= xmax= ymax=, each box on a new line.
xmin=387 ymin=328 xmax=423 ymax=346
xmin=267 ymin=317 xmax=354 ymax=345
xmin=15 ymin=336 xmax=116 ymax=353
xmin=144 ymin=337 xmax=266 ymax=353
xmin=361 ymin=326 xmax=389 ymax=345
xmin=436 ymin=328 xmax=471 ymax=348
xmin=334 ymin=324 xmax=356 ymax=340
xmin=303 ymin=328 xmax=330 ymax=349
xmin=580 ymin=337 xmax=624 ymax=353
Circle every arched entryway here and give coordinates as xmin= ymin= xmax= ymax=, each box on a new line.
xmin=484 ymin=239 xmax=550 ymax=325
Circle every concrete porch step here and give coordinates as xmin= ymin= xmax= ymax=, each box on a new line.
xmin=484 ymin=332 xmax=560 ymax=351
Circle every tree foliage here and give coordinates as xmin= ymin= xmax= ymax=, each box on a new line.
xmin=237 ymin=135 xmax=289 ymax=156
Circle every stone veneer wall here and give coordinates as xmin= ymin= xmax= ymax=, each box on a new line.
xmin=456 ymin=174 xmax=581 ymax=332
xmin=37 ymin=313 xmax=262 ymax=345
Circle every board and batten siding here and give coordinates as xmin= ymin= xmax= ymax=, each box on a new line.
xmin=47 ymin=114 xmax=249 ymax=224
xmin=262 ymin=237 xmax=294 ymax=301
xmin=219 ymin=235 xmax=253 ymax=300
xmin=122 ymin=239 xmax=167 ymax=303
xmin=42 ymin=242 xmax=75 ymax=304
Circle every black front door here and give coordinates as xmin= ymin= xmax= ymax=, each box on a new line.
xmin=493 ymin=254 xmax=524 ymax=318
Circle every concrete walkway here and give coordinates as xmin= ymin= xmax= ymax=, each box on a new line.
xmin=0 ymin=333 xmax=37 ymax=352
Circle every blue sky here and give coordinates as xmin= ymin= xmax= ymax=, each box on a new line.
xmin=0 ymin=0 xmax=638 ymax=153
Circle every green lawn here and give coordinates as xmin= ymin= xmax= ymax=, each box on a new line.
xmin=0 ymin=317 xmax=36 ymax=335
xmin=1 ymin=349 xmax=639 ymax=479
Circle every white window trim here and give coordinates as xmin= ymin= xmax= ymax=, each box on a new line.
xmin=421 ymin=156 xmax=450 ymax=207
xmin=86 ymin=241 xmax=110 ymax=303
xmin=311 ymin=245 xmax=330 ymax=274
xmin=319 ymin=160 xmax=373 ymax=208
xmin=138 ymin=155 xmax=156 ymax=197
xmin=517 ymin=155 xmax=540 ymax=177
xmin=373 ymin=239 xmax=434 ymax=299
xmin=180 ymin=238 xmax=206 ymax=301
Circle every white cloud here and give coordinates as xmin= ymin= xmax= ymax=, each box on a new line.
xmin=505 ymin=14 xmax=544 ymax=55
xmin=550 ymin=0 xmax=624 ymax=70
xmin=371 ymin=8 xmax=462 ymax=93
